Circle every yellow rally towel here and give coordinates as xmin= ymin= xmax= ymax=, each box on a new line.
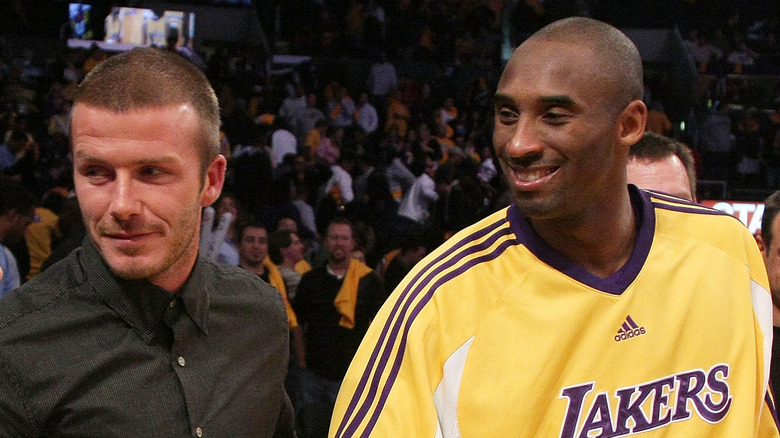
xmin=334 ymin=259 xmax=374 ymax=329
xmin=264 ymin=257 xmax=299 ymax=329
xmin=295 ymin=259 xmax=312 ymax=275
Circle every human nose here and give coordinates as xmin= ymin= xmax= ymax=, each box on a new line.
xmin=504 ymin=117 xmax=543 ymax=159
xmin=109 ymin=172 xmax=141 ymax=221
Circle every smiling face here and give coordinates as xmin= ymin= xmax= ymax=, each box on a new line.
xmin=326 ymin=222 xmax=355 ymax=265
xmin=72 ymin=103 xmax=225 ymax=291
xmin=238 ymin=226 xmax=269 ymax=267
xmin=493 ymin=38 xmax=644 ymax=222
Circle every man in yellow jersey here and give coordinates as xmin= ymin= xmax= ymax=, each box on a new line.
xmin=331 ymin=17 xmax=778 ymax=437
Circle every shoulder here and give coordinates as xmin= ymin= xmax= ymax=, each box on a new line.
xmin=0 ymin=248 xmax=87 ymax=332
xmin=198 ymin=259 xmax=287 ymax=317
xmin=645 ymin=191 xmax=765 ymax=277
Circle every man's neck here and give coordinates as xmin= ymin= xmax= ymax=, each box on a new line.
xmin=281 ymin=258 xmax=297 ymax=270
xmin=327 ymin=258 xmax=351 ymax=277
xmin=529 ymin=190 xmax=637 ymax=279
xmin=240 ymin=261 xmax=266 ymax=276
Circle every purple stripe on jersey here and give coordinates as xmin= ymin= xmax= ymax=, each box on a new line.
xmin=626 ymin=315 xmax=639 ymax=329
xmin=651 ymin=201 xmax=732 ymax=217
xmin=506 ymin=186 xmax=655 ymax=295
xmin=767 ymin=391 xmax=780 ymax=432
xmin=621 ymin=322 xmax=631 ymax=332
xmin=361 ymin=237 xmax=519 ymax=438
xmin=642 ymin=188 xmax=700 ymax=205
xmin=334 ymin=214 xmax=513 ymax=437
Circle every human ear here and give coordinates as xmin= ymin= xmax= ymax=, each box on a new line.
xmin=617 ymin=100 xmax=647 ymax=148
xmin=201 ymin=155 xmax=227 ymax=207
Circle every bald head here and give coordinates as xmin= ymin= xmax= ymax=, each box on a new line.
xmin=527 ymin=17 xmax=644 ymax=113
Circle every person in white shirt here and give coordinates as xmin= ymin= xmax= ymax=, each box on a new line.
xmin=323 ymin=155 xmax=356 ymax=205
xmin=355 ymin=92 xmax=379 ymax=135
xmin=398 ymin=156 xmax=439 ymax=224
xmin=278 ymin=82 xmax=306 ymax=127
xmin=271 ymin=120 xmax=298 ymax=167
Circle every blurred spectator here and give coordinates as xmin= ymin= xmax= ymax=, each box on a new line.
xmin=398 ymin=156 xmax=439 ymax=226
xmin=354 ymin=91 xmax=379 ymax=135
xmin=316 ymin=125 xmax=343 ymax=167
xmin=0 ymin=180 xmax=35 ymax=298
xmin=213 ymin=192 xmax=242 ymax=266
xmin=24 ymin=188 xmax=66 ymax=280
xmin=385 ymin=89 xmax=410 ymax=137
xmin=271 ymin=118 xmax=299 ymax=168
xmin=327 ymin=83 xmax=356 ymax=129
xmin=296 ymin=92 xmax=326 ymax=147
xmin=383 ymin=233 xmax=427 ymax=292
xmin=268 ymin=229 xmax=306 ymax=301
xmin=700 ymin=102 xmax=735 ymax=180
xmin=278 ymin=82 xmax=307 ymax=128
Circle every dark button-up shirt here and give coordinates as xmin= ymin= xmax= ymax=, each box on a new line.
xmin=0 ymin=238 xmax=294 ymax=437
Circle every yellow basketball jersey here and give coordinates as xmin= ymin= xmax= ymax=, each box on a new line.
xmin=331 ymin=187 xmax=779 ymax=437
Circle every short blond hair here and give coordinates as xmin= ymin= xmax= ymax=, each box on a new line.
xmin=74 ymin=47 xmax=220 ymax=174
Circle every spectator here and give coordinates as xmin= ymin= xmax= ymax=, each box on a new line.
xmin=268 ymin=229 xmax=306 ymax=300
xmin=24 ymin=188 xmax=66 ymax=280
xmin=700 ymin=101 xmax=735 ymax=180
xmin=627 ymin=132 xmax=697 ymax=201
xmin=278 ymin=82 xmax=307 ymax=128
xmin=316 ymin=125 xmax=343 ymax=167
xmin=0 ymin=180 xmax=35 ymax=298
xmin=292 ymin=218 xmax=383 ymax=438
xmin=271 ymin=118 xmax=299 ymax=168
xmin=354 ymin=91 xmax=379 ymax=135
xmin=296 ymin=92 xmax=326 ymax=147
xmin=382 ymin=233 xmax=427 ymax=292
xmin=367 ymin=52 xmax=398 ymax=103
xmin=327 ymin=83 xmax=356 ymax=129
xmin=213 ymin=192 xmax=242 ymax=266
xmin=398 ymin=156 xmax=439 ymax=226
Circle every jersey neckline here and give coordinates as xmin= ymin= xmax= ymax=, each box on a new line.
xmin=506 ymin=185 xmax=655 ymax=295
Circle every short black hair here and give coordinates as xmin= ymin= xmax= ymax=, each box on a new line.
xmin=762 ymin=191 xmax=780 ymax=249
xmin=268 ymin=230 xmax=296 ymax=265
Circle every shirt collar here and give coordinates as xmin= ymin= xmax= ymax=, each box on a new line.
xmin=80 ymin=238 xmax=210 ymax=344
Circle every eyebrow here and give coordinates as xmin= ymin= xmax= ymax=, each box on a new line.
xmin=74 ymin=150 xmax=179 ymax=166
xmin=492 ymin=93 xmax=582 ymax=111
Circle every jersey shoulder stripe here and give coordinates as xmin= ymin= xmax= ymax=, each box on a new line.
xmin=333 ymin=208 xmax=518 ymax=437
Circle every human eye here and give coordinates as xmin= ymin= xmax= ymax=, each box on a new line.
xmin=495 ymin=107 xmax=518 ymax=125
xmin=78 ymin=164 xmax=113 ymax=184
xmin=138 ymin=165 xmax=173 ymax=182
xmin=542 ymin=109 xmax=571 ymax=125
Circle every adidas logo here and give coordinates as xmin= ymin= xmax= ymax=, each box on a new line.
xmin=614 ymin=315 xmax=646 ymax=342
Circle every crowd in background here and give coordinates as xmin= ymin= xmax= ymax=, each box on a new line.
xmin=0 ymin=0 xmax=779 ymax=287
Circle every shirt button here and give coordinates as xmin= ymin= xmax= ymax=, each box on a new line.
xmin=177 ymin=356 xmax=186 ymax=367
xmin=195 ymin=426 xmax=203 ymax=437
xmin=169 ymin=299 xmax=176 ymax=308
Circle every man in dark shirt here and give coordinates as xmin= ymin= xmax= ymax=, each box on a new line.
xmin=292 ymin=218 xmax=383 ymax=438
xmin=0 ymin=48 xmax=294 ymax=437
